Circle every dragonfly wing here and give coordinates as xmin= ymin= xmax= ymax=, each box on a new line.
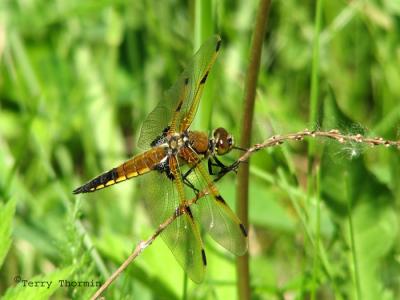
xmin=161 ymin=208 xmax=206 ymax=283
xmin=175 ymin=35 xmax=221 ymax=131
xmin=137 ymin=99 xmax=173 ymax=150
xmin=187 ymin=158 xmax=248 ymax=256
xmin=137 ymin=35 xmax=221 ymax=149
xmin=139 ymin=160 xmax=206 ymax=283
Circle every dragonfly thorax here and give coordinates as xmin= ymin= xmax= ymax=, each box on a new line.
xmin=167 ymin=133 xmax=185 ymax=155
xmin=187 ymin=131 xmax=209 ymax=155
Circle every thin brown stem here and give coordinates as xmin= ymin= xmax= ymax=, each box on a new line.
xmin=236 ymin=1 xmax=271 ymax=299
xmin=215 ymin=129 xmax=399 ymax=183
xmin=236 ymin=129 xmax=400 ymax=165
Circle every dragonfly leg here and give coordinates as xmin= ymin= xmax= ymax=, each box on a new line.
xmin=182 ymin=166 xmax=200 ymax=194
xmin=208 ymin=157 xmax=223 ymax=175
xmin=207 ymin=158 xmax=214 ymax=175
xmin=212 ymin=159 xmax=243 ymax=183
xmin=208 ymin=156 xmax=237 ymax=176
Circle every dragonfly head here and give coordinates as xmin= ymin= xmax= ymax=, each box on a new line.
xmin=212 ymin=127 xmax=234 ymax=156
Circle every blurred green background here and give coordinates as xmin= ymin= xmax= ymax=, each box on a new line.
xmin=1 ymin=0 xmax=400 ymax=299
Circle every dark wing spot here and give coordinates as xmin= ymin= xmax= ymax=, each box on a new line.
xmin=215 ymin=194 xmax=226 ymax=204
xmin=200 ymin=71 xmax=209 ymax=84
xmin=201 ymin=249 xmax=207 ymax=266
xmin=176 ymin=100 xmax=183 ymax=112
xmin=215 ymin=39 xmax=221 ymax=52
xmin=185 ymin=205 xmax=194 ymax=219
xmin=184 ymin=77 xmax=189 ymax=85
xmin=239 ymin=224 xmax=248 ymax=237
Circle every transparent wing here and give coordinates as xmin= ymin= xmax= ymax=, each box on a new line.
xmin=137 ymin=35 xmax=221 ymax=149
xmin=137 ymin=97 xmax=174 ymax=150
xmin=176 ymin=35 xmax=221 ymax=132
xmin=188 ymin=159 xmax=248 ymax=256
xmin=138 ymin=162 xmax=206 ymax=283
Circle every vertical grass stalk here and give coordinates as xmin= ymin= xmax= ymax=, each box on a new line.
xmin=346 ymin=173 xmax=361 ymax=300
xmin=307 ymin=2 xmax=323 ymax=297
xmin=308 ymin=0 xmax=323 ymax=163
xmin=194 ymin=0 xmax=214 ymax=131
xmin=311 ymin=167 xmax=321 ymax=300
xmin=236 ymin=0 xmax=271 ymax=299
xmin=182 ymin=270 xmax=188 ymax=300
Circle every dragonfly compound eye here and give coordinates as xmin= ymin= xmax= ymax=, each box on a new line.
xmin=213 ymin=127 xmax=234 ymax=155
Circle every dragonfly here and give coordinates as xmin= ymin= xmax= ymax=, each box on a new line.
xmin=73 ymin=35 xmax=248 ymax=283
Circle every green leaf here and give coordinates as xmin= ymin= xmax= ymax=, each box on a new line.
xmin=352 ymin=200 xmax=397 ymax=300
xmin=0 ymin=198 xmax=16 ymax=268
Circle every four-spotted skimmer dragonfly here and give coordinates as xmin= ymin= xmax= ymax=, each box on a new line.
xmin=73 ymin=35 xmax=248 ymax=283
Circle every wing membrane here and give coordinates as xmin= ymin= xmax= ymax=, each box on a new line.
xmin=177 ymin=35 xmax=221 ymax=131
xmin=186 ymin=153 xmax=248 ymax=255
xmin=138 ymin=158 xmax=206 ymax=283
xmin=137 ymin=35 xmax=221 ymax=149
xmin=137 ymin=104 xmax=171 ymax=150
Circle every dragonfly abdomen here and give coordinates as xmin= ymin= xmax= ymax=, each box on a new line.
xmin=117 ymin=147 xmax=167 ymax=179
xmin=73 ymin=147 xmax=167 ymax=194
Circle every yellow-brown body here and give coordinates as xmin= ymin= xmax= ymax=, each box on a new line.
xmin=73 ymin=130 xmax=210 ymax=194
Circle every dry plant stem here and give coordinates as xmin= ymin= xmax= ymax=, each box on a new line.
xmin=236 ymin=0 xmax=270 ymax=299
xmin=91 ymin=129 xmax=398 ymax=299
xmin=237 ymin=129 xmax=400 ymax=163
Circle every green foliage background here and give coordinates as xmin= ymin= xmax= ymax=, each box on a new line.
xmin=0 ymin=0 xmax=399 ymax=299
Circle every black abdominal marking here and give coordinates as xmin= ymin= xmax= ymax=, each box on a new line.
xmin=73 ymin=168 xmax=118 ymax=194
